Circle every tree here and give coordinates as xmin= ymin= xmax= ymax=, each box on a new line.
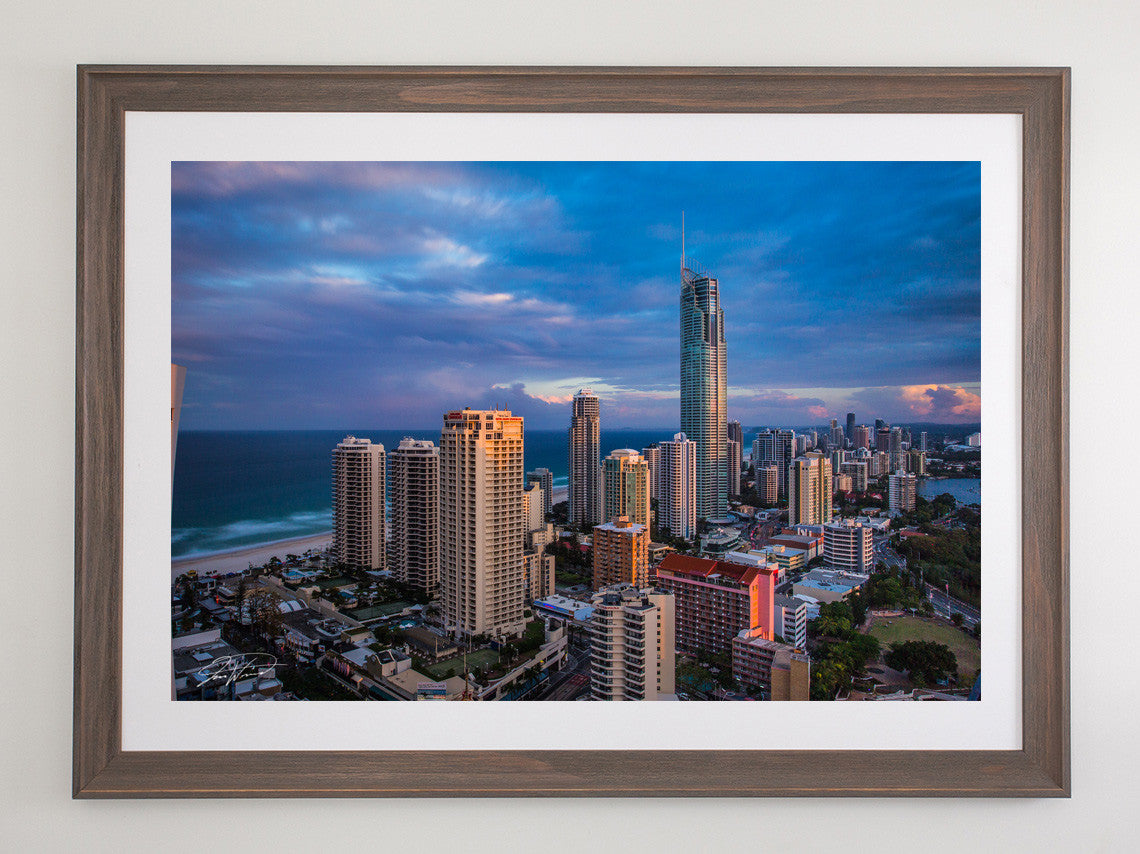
xmin=884 ymin=640 xmax=958 ymax=685
xmin=951 ymin=612 xmax=964 ymax=628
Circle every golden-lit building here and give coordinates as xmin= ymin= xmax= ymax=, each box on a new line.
xmin=602 ymin=448 xmax=650 ymax=527
xmin=591 ymin=516 xmax=650 ymax=590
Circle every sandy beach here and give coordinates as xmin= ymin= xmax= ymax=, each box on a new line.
xmin=172 ymin=531 xmax=332 ymax=580
xmin=551 ymin=485 xmax=568 ymax=504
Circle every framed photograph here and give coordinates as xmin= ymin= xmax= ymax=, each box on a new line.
xmin=75 ymin=66 xmax=1068 ymax=797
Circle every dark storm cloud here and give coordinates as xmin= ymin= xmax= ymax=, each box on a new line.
xmin=172 ymin=161 xmax=981 ymax=429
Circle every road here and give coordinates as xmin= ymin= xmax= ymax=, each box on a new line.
xmin=925 ymin=583 xmax=980 ymax=626
xmin=536 ymin=651 xmax=591 ymax=701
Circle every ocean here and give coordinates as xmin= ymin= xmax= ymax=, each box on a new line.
xmin=918 ymin=477 xmax=981 ymax=506
xmin=172 ymin=428 xmax=703 ymax=558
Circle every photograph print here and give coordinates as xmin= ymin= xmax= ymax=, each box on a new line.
xmin=171 ymin=160 xmax=982 ymax=704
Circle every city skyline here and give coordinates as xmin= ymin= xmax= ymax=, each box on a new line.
xmin=172 ymin=160 xmax=982 ymax=431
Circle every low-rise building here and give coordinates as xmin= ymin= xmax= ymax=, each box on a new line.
xmin=773 ymin=594 xmax=808 ymax=649
xmin=533 ymin=594 xmax=595 ymax=623
xmin=731 ymin=631 xmax=810 ymax=700
xmin=792 ymin=568 xmax=870 ymax=603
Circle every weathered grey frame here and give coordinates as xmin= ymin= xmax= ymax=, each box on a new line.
xmin=75 ymin=66 xmax=1069 ymax=797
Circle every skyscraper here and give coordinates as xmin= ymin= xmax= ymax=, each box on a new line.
xmin=526 ymin=467 xmax=554 ymax=516
xmin=853 ymin=424 xmax=871 ymax=450
xmin=659 ymin=432 xmax=697 ymax=541
xmin=680 ymin=263 xmax=728 ymax=519
xmin=727 ymin=420 xmax=744 ymax=498
xmin=641 ymin=444 xmax=661 ymax=501
xmin=602 ymin=448 xmax=650 ymax=527
xmin=919 ymin=431 xmax=928 ymax=453
xmin=440 ymin=408 xmax=526 ymax=639
xmin=775 ymin=429 xmax=797 ymax=498
xmin=889 ymin=470 xmax=917 ymax=515
xmin=787 ymin=452 xmax=834 ymax=526
xmin=845 ymin=412 xmax=856 ymax=442
xmin=568 ymin=389 xmax=601 ymax=528
xmin=726 ymin=438 xmax=741 ymax=497
xmin=387 ymin=437 xmax=439 ymax=594
xmin=332 ymin=436 xmax=385 ymax=571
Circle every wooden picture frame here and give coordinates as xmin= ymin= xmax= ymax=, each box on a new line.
xmin=75 ymin=66 xmax=1069 ymax=797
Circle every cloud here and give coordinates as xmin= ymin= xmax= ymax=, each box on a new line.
xmin=898 ymin=384 xmax=982 ymax=419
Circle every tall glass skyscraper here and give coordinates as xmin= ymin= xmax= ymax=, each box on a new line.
xmin=569 ymin=388 xmax=602 ymax=527
xmin=680 ymin=265 xmax=728 ymax=519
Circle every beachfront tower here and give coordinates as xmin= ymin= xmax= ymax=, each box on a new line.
xmin=388 ymin=437 xmax=440 ymax=595
xmin=659 ymin=432 xmax=698 ymax=541
xmin=440 ymin=408 xmax=527 ymax=640
xmin=569 ymin=388 xmax=602 ymax=528
xmin=680 ymin=257 xmax=728 ymax=520
xmin=332 ymin=436 xmax=386 ymax=571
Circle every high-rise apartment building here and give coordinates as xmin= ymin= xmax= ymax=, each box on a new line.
xmin=846 ymin=412 xmax=856 ymax=442
xmin=756 ymin=464 xmax=778 ymax=504
xmin=919 ymin=431 xmax=928 ymax=453
xmin=589 ymin=585 xmax=675 ymax=701
xmin=602 ymin=448 xmax=650 ymax=527
xmin=680 ymin=264 xmax=728 ymax=519
xmin=731 ymin=632 xmax=810 ymax=700
xmin=526 ymin=467 xmax=553 ymax=516
xmin=523 ymin=481 xmax=545 ymax=532
xmin=756 ymin=428 xmax=796 ymax=498
xmin=727 ymin=420 xmax=744 ymax=449
xmin=876 ymin=426 xmax=892 ymax=454
xmin=853 ymin=424 xmax=871 ymax=450
xmin=888 ymin=470 xmax=918 ymax=515
xmin=906 ymin=449 xmax=927 ymax=476
xmin=440 ymin=408 xmax=526 ymax=639
xmin=787 ymin=452 xmax=834 ymax=526
xmin=387 ymin=437 xmax=439 ymax=594
xmin=332 ymin=436 xmax=386 ymax=571
xmin=889 ymin=426 xmax=905 ymax=471
xmin=726 ymin=438 xmax=741 ymax=497
xmin=823 ymin=518 xmax=874 ymax=573
xmin=829 ymin=418 xmax=845 ymax=451
xmin=592 ymin=516 xmax=651 ymax=590
xmin=655 ymin=553 xmax=778 ymax=655
xmin=568 ymin=388 xmax=601 ymax=528
xmin=641 ymin=444 xmax=661 ymax=502
xmin=659 ymin=432 xmax=697 ymax=541
xmin=840 ymin=460 xmax=869 ymax=493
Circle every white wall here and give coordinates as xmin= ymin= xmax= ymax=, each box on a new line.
xmin=2 ymin=1 xmax=1136 ymax=850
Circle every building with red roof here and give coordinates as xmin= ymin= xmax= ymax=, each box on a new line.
xmin=653 ymin=553 xmax=778 ymax=655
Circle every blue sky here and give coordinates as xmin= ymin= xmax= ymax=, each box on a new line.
xmin=172 ymin=160 xmax=981 ymax=430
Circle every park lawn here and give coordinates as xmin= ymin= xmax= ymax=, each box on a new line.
xmin=422 ymin=648 xmax=501 ymax=680
xmin=868 ymin=615 xmax=980 ymax=681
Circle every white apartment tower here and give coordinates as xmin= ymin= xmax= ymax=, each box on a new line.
xmin=387 ymin=437 xmax=439 ymax=594
xmin=823 ymin=518 xmax=874 ymax=573
xmin=888 ymin=470 xmax=918 ymax=515
xmin=332 ymin=436 xmax=386 ymax=571
xmin=589 ymin=584 xmax=676 ymax=701
xmin=641 ymin=444 xmax=661 ymax=502
xmin=659 ymin=432 xmax=698 ymax=541
xmin=569 ymin=389 xmax=602 ymax=528
xmin=440 ymin=408 xmax=526 ymax=639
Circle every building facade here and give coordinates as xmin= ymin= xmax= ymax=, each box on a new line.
xmin=592 ymin=516 xmax=651 ymax=590
xmin=853 ymin=424 xmax=871 ymax=450
xmin=439 ymin=409 xmax=526 ymax=639
xmin=589 ymin=585 xmax=676 ymax=701
xmin=641 ymin=444 xmax=661 ymax=502
xmin=659 ymin=432 xmax=697 ymax=541
xmin=332 ymin=436 xmax=386 ymax=571
xmin=654 ymin=553 xmax=777 ymax=655
xmin=888 ymin=470 xmax=918 ymax=515
xmin=731 ymin=632 xmax=810 ymax=700
xmin=773 ymin=594 xmax=808 ymax=649
xmin=568 ymin=388 xmax=602 ymax=528
xmin=387 ymin=437 xmax=439 ymax=594
xmin=755 ymin=464 xmax=778 ymax=504
xmin=823 ymin=518 xmax=874 ymax=573
xmin=680 ymin=265 xmax=728 ymax=519
xmin=840 ymin=460 xmax=869 ymax=493
xmin=526 ymin=467 xmax=554 ymax=516
xmin=787 ymin=452 xmax=834 ymax=526
xmin=602 ymin=448 xmax=651 ymax=527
